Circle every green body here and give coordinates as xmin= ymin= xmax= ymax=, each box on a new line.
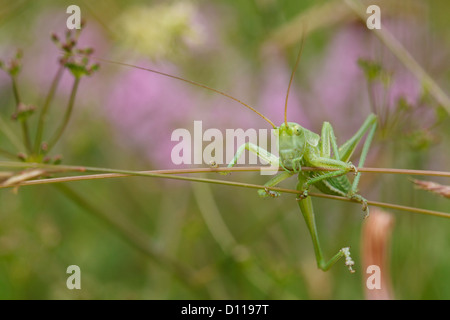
xmin=227 ymin=114 xmax=378 ymax=272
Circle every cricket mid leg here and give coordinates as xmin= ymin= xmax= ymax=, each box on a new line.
xmin=308 ymin=153 xmax=357 ymax=173
xmin=297 ymin=169 xmax=349 ymax=199
xmin=297 ymin=196 xmax=355 ymax=273
xmin=299 ymin=146 xmax=358 ymax=199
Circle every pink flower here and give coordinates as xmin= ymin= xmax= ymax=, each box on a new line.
xmin=105 ymin=61 xmax=200 ymax=168
xmin=305 ymin=25 xmax=374 ymax=136
xmin=301 ymin=18 xmax=439 ymax=140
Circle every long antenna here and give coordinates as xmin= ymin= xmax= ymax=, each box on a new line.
xmin=284 ymin=29 xmax=306 ymax=127
xmin=91 ymin=56 xmax=277 ymax=128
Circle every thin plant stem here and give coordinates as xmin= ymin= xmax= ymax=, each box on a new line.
xmin=192 ymin=182 xmax=280 ymax=296
xmin=20 ymin=120 xmax=31 ymax=153
xmin=47 ymin=77 xmax=80 ymax=152
xmin=381 ymin=78 xmax=391 ymax=131
xmin=1 ymin=162 xmax=449 ymax=178
xmin=0 ymin=148 xmax=17 ymax=160
xmin=11 ymin=77 xmax=20 ymax=107
xmin=152 ymin=191 xmax=189 ymax=298
xmin=192 ymin=182 xmax=237 ymax=251
xmin=0 ymin=116 xmax=24 ymax=150
xmin=309 ymin=192 xmax=450 ymax=219
xmin=55 ymin=183 xmax=210 ymax=297
xmin=0 ymin=161 xmax=448 ymax=176
xmin=11 ymin=77 xmax=32 ymax=152
xmin=0 ymin=162 xmax=448 ymax=218
xmin=34 ymin=65 xmax=65 ymax=154
xmin=367 ymin=81 xmax=377 ymax=115
xmin=345 ymin=0 xmax=450 ymax=115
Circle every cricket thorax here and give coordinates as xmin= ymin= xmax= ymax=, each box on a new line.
xmin=279 ymin=151 xmax=304 ymax=170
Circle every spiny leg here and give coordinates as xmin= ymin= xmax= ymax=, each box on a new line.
xmin=338 ymin=114 xmax=377 ymax=162
xmin=304 ymin=117 xmax=377 ymax=216
xmin=224 ymin=142 xmax=293 ymax=197
xmin=310 ymin=120 xmax=373 ymax=173
xmin=223 ymin=142 xmax=280 ymax=173
xmin=300 ymin=153 xmax=357 ymax=196
xmin=310 ymin=115 xmax=377 ymax=216
xmin=308 ymin=155 xmax=356 ymax=172
xmin=297 ymin=196 xmax=355 ymax=273
xmin=297 ymin=169 xmax=349 ymax=199
xmin=340 ymin=115 xmax=378 ymax=217
xmin=298 ymin=122 xmax=356 ymax=198
xmin=348 ymin=117 xmax=377 ymax=195
xmin=320 ymin=122 xmax=341 ymax=160
xmin=257 ymin=171 xmax=294 ymax=198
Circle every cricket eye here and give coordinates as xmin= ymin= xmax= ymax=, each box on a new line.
xmin=294 ymin=127 xmax=301 ymax=135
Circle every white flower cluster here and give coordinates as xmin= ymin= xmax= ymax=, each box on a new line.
xmin=115 ymin=2 xmax=204 ymax=60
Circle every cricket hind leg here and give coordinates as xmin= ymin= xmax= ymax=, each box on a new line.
xmin=340 ymin=114 xmax=378 ymax=218
xmin=297 ymin=122 xmax=354 ymax=199
xmin=297 ymin=196 xmax=355 ymax=273
xmin=338 ymin=114 xmax=377 ymax=163
xmin=301 ymin=116 xmax=377 ymax=217
xmin=314 ymin=115 xmax=377 ymax=216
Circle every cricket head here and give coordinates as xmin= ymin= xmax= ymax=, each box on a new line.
xmin=275 ymin=122 xmax=320 ymax=170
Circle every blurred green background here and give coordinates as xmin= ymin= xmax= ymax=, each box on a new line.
xmin=0 ymin=0 xmax=449 ymax=299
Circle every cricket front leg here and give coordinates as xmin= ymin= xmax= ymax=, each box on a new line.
xmin=224 ymin=142 xmax=293 ymax=198
xmin=223 ymin=142 xmax=280 ymax=173
xmin=297 ymin=196 xmax=355 ymax=273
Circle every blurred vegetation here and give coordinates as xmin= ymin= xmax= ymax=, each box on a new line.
xmin=0 ymin=0 xmax=449 ymax=299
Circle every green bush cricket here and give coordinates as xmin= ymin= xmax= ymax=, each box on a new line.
xmin=223 ymin=41 xmax=377 ymax=273
xmin=98 ymin=38 xmax=377 ymax=273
